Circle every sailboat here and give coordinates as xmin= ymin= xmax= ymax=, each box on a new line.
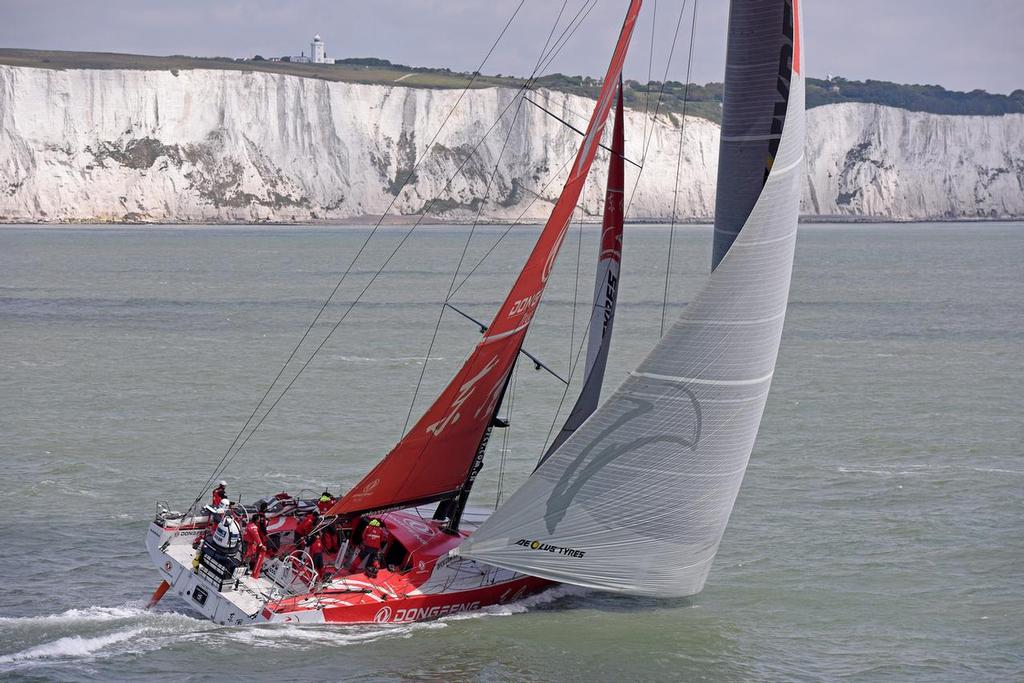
xmin=147 ymin=0 xmax=803 ymax=625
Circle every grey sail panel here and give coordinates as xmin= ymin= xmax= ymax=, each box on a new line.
xmin=458 ymin=0 xmax=803 ymax=597
xmin=714 ymin=0 xmax=799 ymax=269
xmin=543 ymin=81 xmax=626 ymax=462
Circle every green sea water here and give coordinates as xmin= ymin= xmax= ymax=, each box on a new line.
xmin=1 ymin=223 xmax=1021 ymax=681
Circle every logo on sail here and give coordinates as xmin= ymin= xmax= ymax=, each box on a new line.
xmin=426 ymin=356 xmax=500 ymax=436
xmin=543 ymin=392 xmax=701 ymax=534
xmin=514 ymin=538 xmax=585 ymax=558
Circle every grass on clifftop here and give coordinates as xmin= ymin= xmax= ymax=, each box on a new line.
xmin=2 ymin=48 xmax=1021 ymax=123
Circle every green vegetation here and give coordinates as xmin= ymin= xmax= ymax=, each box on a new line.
xmin=806 ymin=77 xmax=1024 ymax=116
xmin=1 ymin=48 xmax=1020 ymax=122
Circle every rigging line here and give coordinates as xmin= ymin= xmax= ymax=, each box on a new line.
xmin=623 ymin=0 xmax=690 ymax=220
xmin=537 ymin=165 xmax=605 ymax=458
xmin=661 ymin=0 xmax=699 ymax=337
xmin=522 ymin=97 xmax=642 ymax=168
xmin=569 ymin=182 xmax=585 ymax=374
xmin=495 ymin=361 xmax=519 ymax=509
xmin=442 ymin=4 xmax=612 ymax=302
xmin=188 ymin=1 xmax=527 ymax=508
xmin=538 ymin=235 xmax=603 ymax=460
xmin=539 ymin=1 xmax=599 ymax=75
xmin=446 ymin=151 xmax=576 ymax=301
xmin=442 ymin=303 xmax=568 ymax=385
xmin=208 ymin=96 xmax=547 ymax=483
xmin=401 ymin=93 xmax=529 ymax=436
xmin=384 ymin=1 xmax=616 ymax=508
xmin=400 ymin=0 xmax=570 ymax=436
xmin=641 ymin=0 xmax=658 ymax=158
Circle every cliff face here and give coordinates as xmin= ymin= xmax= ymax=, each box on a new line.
xmin=1 ymin=65 xmax=1021 ymax=223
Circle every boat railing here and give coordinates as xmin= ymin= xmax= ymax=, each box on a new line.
xmin=261 ymin=551 xmax=320 ymax=600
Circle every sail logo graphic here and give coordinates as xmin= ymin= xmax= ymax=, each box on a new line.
xmin=545 ymin=392 xmax=701 ymax=534
xmin=514 ymin=538 xmax=586 ymax=558
xmin=351 ymin=477 xmax=380 ymax=499
xmin=599 ymin=270 xmax=619 ymax=341
xmin=426 ymin=356 xmax=499 ymax=436
xmin=600 ymin=221 xmax=622 ymax=262
xmin=540 ymin=218 xmax=572 ymax=285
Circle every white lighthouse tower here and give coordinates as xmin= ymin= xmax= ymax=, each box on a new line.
xmin=311 ymin=34 xmax=326 ymax=64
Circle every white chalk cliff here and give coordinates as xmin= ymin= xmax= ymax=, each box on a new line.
xmin=1 ymin=65 xmax=1021 ymax=223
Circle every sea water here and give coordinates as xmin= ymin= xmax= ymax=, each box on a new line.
xmin=1 ymin=223 xmax=1021 ymax=680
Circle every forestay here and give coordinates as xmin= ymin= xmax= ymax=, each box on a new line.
xmin=328 ymin=0 xmax=643 ymax=518
xmin=457 ymin=0 xmax=804 ymax=597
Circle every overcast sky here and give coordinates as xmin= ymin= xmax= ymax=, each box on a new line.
xmin=2 ymin=1 xmax=1020 ymax=94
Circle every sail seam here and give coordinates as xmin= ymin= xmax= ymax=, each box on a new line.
xmin=675 ymin=310 xmax=787 ymax=325
xmin=720 ymin=228 xmax=797 ymax=247
xmin=630 ymin=370 xmax=774 ymax=386
xmin=720 ymin=134 xmax=782 ymax=142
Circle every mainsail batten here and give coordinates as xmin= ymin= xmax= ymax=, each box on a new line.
xmin=457 ymin=0 xmax=804 ymax=597
xmin=328 ymin=0 xmax=643 ymax=518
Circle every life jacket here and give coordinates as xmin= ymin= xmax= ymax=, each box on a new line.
xmin=309 ymin=537 xmax=323 ymax=557
xmin=211 ymin=487 xmax=225 ymax=507
xmin=362 ymin=524 xmax=385 ymax=550
xmin=212 ymin=516 xmax=241 ymax=550
xmin=317 ymin=496 xmax=334 ymax=514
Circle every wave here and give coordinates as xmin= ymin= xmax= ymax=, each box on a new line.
xmin=0 ymin=604 xmax=149 ymax=625
xmin=0 ymin=628 xmax=144 ymax=666
xmin=0 ymin=587 xmax=583 ymax=663
xmin=837 ymin=464 xmax=1024 ymax=477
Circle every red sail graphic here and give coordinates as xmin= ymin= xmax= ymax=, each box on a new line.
xmin=330 ymin=0 xmax=643 ymax=517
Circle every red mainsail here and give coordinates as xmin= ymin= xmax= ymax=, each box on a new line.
xmin=329 ymin=0 xmax=643 ymax=517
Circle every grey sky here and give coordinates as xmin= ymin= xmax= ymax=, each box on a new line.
xmin=2 ymin=1 xmax=1020 ymax=94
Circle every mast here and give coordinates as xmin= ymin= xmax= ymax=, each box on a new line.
xmin=326 ymin=0 xmax=644 ymax=521
xmin=541 ymin=77 xmax=626 ymax=464
xmin=457 ymin=0 xmax=805 ymax=598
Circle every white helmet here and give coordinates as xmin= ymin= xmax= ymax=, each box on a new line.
xmin=218 ymin=480 xmax=227 ymax=487
xmin=221 ymin=498 xmax=231 ymax=508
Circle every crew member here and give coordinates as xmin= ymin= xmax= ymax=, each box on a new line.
xmin=295 ymin=509 xmax=319 ymax=539
xmin=242 ymin=518 xmax=266 ymax=578
xmin=349 ymin=517 xmax=387 ymax=574
xmin=317 ymin=490 xmax=335 ymax=514
xmin=211 ymin=480 xmax=227 ymax=507
xmin=308 ymin=532 xmax=325 ymax=577
xmin=210 ymin=501 xmax=241 ymax=552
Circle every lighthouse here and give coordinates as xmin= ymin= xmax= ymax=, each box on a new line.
xmin=311 ymin=34 xmax=326 ymax=64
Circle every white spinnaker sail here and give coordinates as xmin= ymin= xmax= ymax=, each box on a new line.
xmin=458 ymin=0 xmax=804 ymax=597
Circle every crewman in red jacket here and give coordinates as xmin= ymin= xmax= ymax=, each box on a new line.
xmin=349 ymin=517 xmax=387 ymax=575
xmin=295 ymin=510 xmax=318 ymax=539
xmin=308 ymin=532 xmax=325 ymax=577
xmin=211 ymin=480 xmax=227 ymax=507
xmin=242 ymin=519 xmax=266 ymax=578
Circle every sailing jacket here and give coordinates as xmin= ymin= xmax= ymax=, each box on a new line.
xmin=362 ymin=525 xmax=386 ymax=550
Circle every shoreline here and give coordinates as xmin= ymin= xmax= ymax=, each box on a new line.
xmin=1 ymin=215 xmax=1021 ymax=229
